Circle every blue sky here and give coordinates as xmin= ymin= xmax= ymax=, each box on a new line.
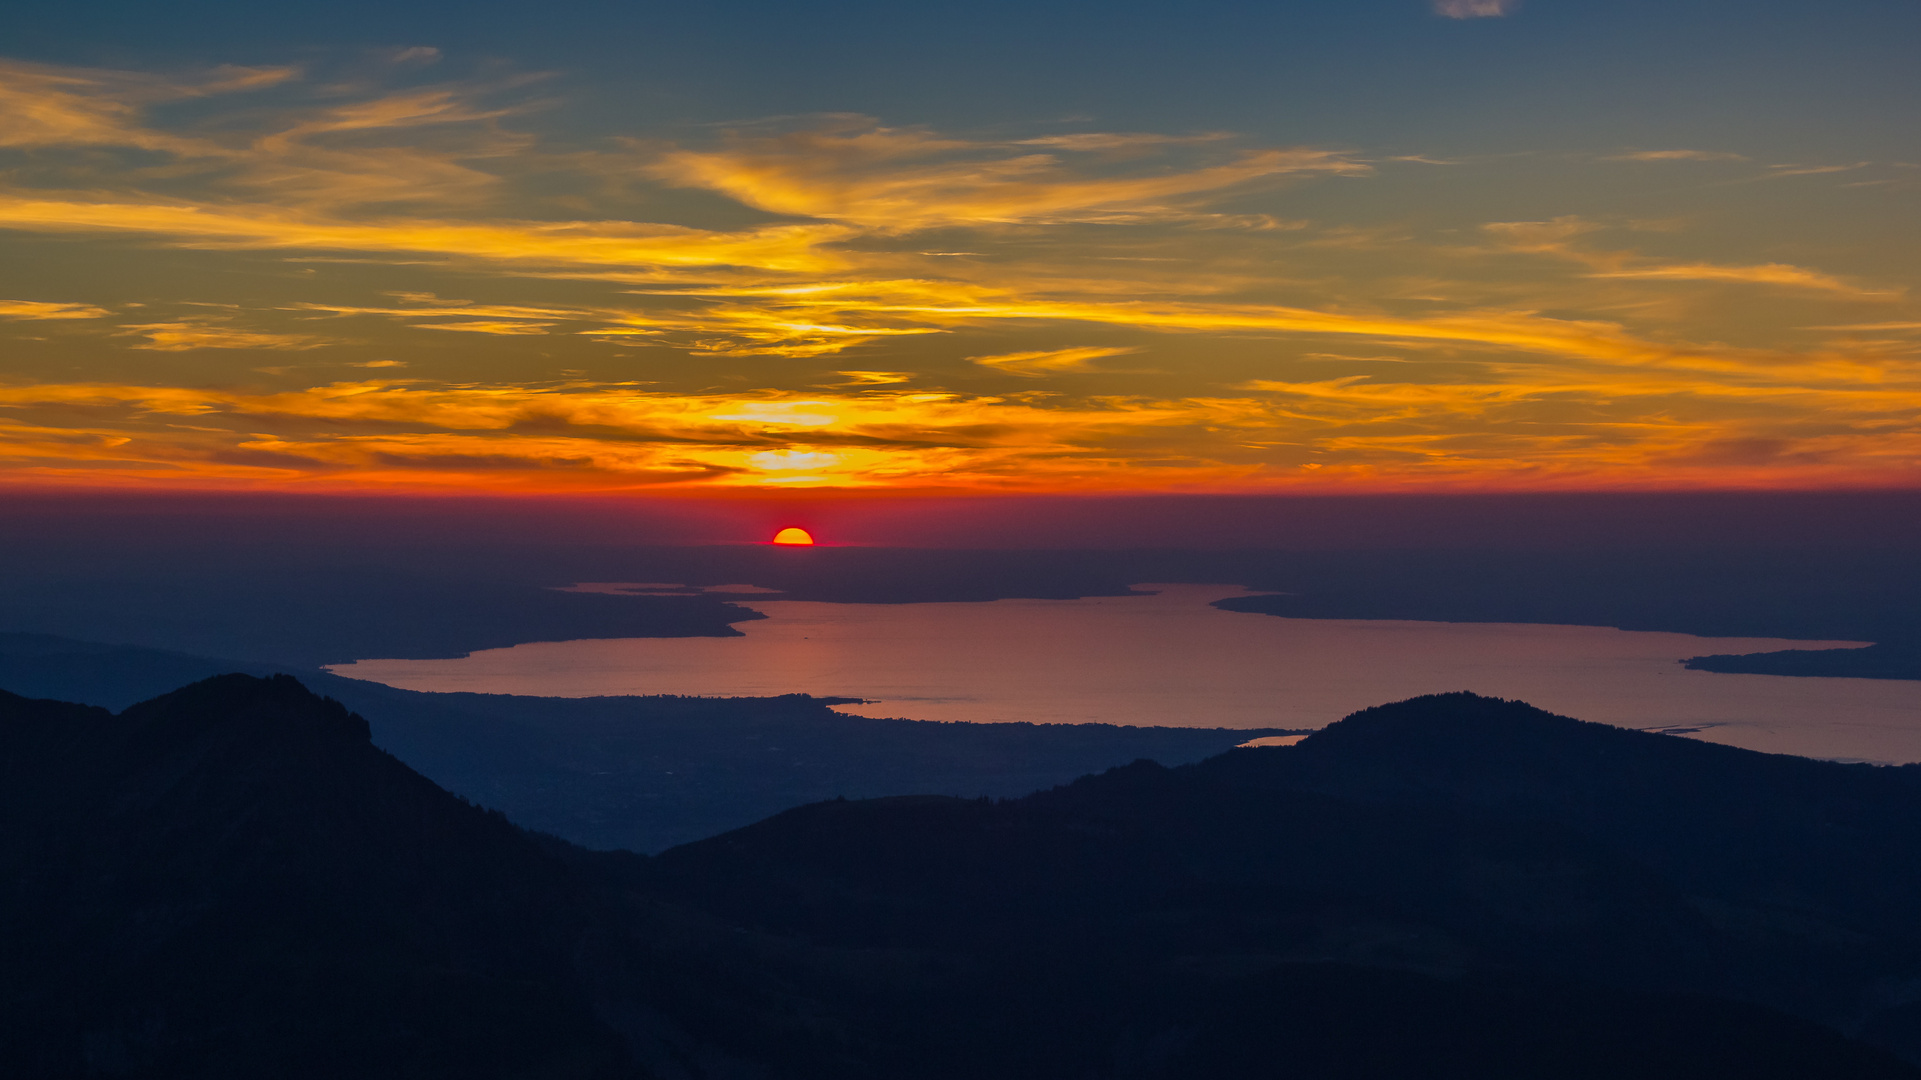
xmin=13 ymin=0 xmax=1918 ymax=154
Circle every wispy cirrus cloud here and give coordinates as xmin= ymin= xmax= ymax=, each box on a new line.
xmin=1588 ymin=262 xmax=1896 ymax=296
xmin=968 ymin=346 xmax=1137 ymax=376
xmin=0 ymin=195 xmax=860 ymax=274
xmin=1605 ymin=150 xmax=1749 ymax=162
xmin=1434 ymin=0 xmax=1519 ymax=19
xmin=1482 ymin=217 xmax=1899 ymax=299
xmin=116 ymin=319 xmax=330 ymax=351
xmin=645 ymin=120 xmax=1367 ymax=229
xmin=0 ymin=299 xmax=110 ymax=320
xmin=0 ymin=56 xmax=1918 ymax=493
xmin=0 ymin=59 xmax=292 ymax=153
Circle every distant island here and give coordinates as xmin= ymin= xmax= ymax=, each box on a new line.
xmin=1684 ymin=639 xmax=1921 ymax=682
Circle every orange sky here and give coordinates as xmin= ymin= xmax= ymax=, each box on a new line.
xmin=2 ymin=52 xmax=1918 ymax=495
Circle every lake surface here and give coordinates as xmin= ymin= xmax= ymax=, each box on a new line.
xmin=330 ymin=584 xmax=1921 ymax=764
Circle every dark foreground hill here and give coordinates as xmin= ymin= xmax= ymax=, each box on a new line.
xmin=4 ymin=677 xmax=1919 ymax=1078
xmin=0 ymin=633 xmax=1293 ymax=851
xmin=0 ymin=676 xmax=631 ymax=1079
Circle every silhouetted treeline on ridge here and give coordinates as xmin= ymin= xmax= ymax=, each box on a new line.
xmin=4 ymin=676 xmax=1921 ymax=1077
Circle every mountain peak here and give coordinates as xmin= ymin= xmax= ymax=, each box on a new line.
xmin=0 ymin=674 xmax=630 ymax=1078
xmin=120 ymin=672 xmax=371 ymax=744
xmin=1298 ymin=691 xmax=1614 ymax=755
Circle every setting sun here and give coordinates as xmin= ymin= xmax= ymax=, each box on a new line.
xmin=771 ymin=527 xmax=816 ymax=546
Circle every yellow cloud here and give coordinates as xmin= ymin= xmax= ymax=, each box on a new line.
xmin=1814 ymin=322 xmax=1921 ymax=332
xmin=118 ymin=321 xmax=329 ymax=351
xmin=0 ymin=299 xmax=110 ymax=319
xmin=1 ymin=58 xmax=1918 ymax=494
xmin=0 ymin=59 xmax=287 ymax=153
xmin=410 ymin=320 xmax=553 ymax=335
xmin=1604 ymin=150 xmax=1748 ymax=162
xmin=0 ymin=378 xmax=1275 ymax=491
xmin=969 ymin=346 xmax=1136 ymax=376
xmin=0 ymin=196 xmax=858 ymax=274
xmin=594 ymin=275 xmax=1842 ymax=371
xmin=647 ymin=121 xmax=1366 ymax=229
xmin=1589 ymin=262 xmax=1895 ymax=296
xmin=1484 ymin=218 xmax=1894 ymax=299
xmin=2 ymin=368 xmax=1919 ymax=494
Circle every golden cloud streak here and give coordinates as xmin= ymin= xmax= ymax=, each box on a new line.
xmin=1485 ymin=217 xmax=1894 ymax=299
xmin=969 ymin=346 xmax=1136 ymax=376
xmin=0 ymin=380 xmax=1216 ymax=441
xmin=1590 ymin=263 xmax=1894 ymax=296
xmin=649 ymin=124 xmax=1366 ymax=229
xmin=411 ymin=320 xmax=554 ymax=335
xmin=118 ymin=321 xmax=328 ymax=351
xmin=2 ymin=59 xmax=1919 ymax=493
xmin=706 ymin=285 xmax=1888 ymax=379
xmin=0 ymin=379 xmax=1271 ymax=490
xmin=0 ymin=195 xmax=858 ymax=273
xmin=0 ymin=299 xmax=110 ymax=320
xmin=1 ymin=370 xmax=1918 ymax=493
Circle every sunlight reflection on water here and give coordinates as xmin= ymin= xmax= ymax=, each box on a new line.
xmin=329 ymin=584 xmax=1921 ymax=764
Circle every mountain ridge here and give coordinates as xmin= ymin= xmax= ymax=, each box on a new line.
xmin=5 ymin=676 xmax=1919 ymax=1077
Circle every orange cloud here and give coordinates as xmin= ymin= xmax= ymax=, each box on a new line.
xmin=1588 ymin=263 xmax=1895 ymax=296
xmin=1483 ymin=218 xmax=1895 ymax=299
xmin=117 ymin=321 xmax=329 ymax=351
xmin=0 ymin=378 xmax=1274 ymax=491
xmin=969 ymin=346 xmax=1136 ymax=376
xmin=0 ymin=196 xmax=858 ymax=274
xmin=409 ymin=320 xmax=553 ymax=335
xmin=2 ymin=366 xmax=1919 ymax=495
xmin=1605 ymin=150 xmax=1748 ymax=162
xmin=0 ymin=299 xmax=110 ymax=320
xmin=0 ymin=59 xmax=290 ymax=153
xmin=1 ymin=58 xmax=1918 ymax=495
xmin=647 ymin=121 xmax=1366 ymax=229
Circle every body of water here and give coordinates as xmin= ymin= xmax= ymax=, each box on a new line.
xmin=330 ymin=584 xmax=1921 ymax=764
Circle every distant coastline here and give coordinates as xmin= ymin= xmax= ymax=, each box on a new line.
xmin=1684 ymin=641 xmax=1921 ymax=682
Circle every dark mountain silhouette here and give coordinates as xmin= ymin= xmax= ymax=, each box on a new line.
xmin=656 ymin=692 xmax=1921 ymax=1068
xmin=0 ymin=633 xmax=283 ymax=710
xmin=323 ymin=677 xmax=1295 ymax=852
xmin=0 ymin=675 xmax=631 ymax=1078
xmin=4 ymin=678 xmax=1918 ymax=1077
xmin=0 ymin=634 xmax=1293 ymax=852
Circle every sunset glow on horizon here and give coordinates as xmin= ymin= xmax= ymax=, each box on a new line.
xmin=3 ymin=2 xmax=1917 ymax=498
xmin=771 ymin=527 xmax=815 ymax=546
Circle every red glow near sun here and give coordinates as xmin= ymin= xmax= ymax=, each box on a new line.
xmin=771 ymin=527 xmax=815 ymax=546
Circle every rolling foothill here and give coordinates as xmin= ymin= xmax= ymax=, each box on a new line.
xmin=4 ymin=676 xmax=1919 ymax=1078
